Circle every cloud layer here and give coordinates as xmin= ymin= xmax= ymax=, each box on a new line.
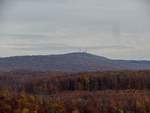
xmin=0 ymin=0 xmax=150 ymax=60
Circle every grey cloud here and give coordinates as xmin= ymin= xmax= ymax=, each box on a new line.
xmin=1 ymin=0 xmax=150 ymax=33
xmin=0 ymin=0 xmax=6 ymax=19
xmin=0 ymin=34 xmax=49 ymax=39
xmin=0 ymin=0 xmax=150 ymax=59
xmin=2 ymin=42 xmax=132 ymax=52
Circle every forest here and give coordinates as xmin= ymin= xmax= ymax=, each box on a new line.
xmin=0 ymin=70 xmax=150 ymax=113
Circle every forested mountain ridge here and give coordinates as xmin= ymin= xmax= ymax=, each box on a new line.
xmin=0 ymin=52 xmax=150 ymax=72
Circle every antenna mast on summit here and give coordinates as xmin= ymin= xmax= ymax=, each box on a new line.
xmin=78 ymin=47 xmax=88 ymax=53
xmin=78 ymin=48 xmax=84 ymax=53
xmin=83 ymin=48 xmax=88 ymax=53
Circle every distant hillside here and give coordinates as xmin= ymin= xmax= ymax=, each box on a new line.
xmin=0 ymin=52 xmax=150 ymax=72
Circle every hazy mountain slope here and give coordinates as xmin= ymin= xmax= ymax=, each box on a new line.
xmin=0 ymin=52 xmax=150 ymax=72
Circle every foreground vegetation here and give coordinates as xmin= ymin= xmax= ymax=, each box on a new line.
xmin=0 ymin=70 xmax=150 ymax=113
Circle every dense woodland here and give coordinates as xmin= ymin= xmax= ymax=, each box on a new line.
xmin=0 ymin=70 xmax=150 ymax=113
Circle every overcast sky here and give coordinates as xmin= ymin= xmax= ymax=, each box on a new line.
xmin=0 ymin=0 xmax=150 ymax=60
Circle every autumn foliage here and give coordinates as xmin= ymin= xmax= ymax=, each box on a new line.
xmin=0 ymin=70 xmax=150 ymax=113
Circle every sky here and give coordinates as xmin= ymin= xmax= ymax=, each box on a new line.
xmin=0 ymin=0 xmax=150 ymax=60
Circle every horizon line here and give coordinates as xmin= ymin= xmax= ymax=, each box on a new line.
xmin=0 ymin=52 xmax=150 ymax=61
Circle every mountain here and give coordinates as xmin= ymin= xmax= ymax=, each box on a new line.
xmin=0 ymin=52 xmax=150 ymax=72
